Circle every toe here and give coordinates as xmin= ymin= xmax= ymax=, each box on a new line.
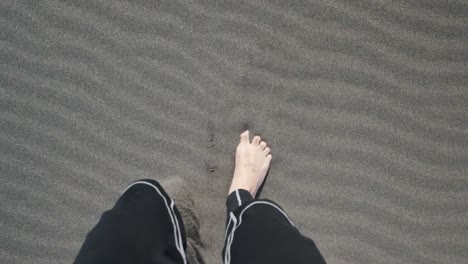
xmin=264 ymin=147 xmax=270 ymax=154
xmin=252 ymin=136 xmax=261 ymax=145
xmin=266 ymin=154 xmax=272 ymax=162
xmin=240 ymin=130 xmax=249 ymax=143
xmin=259 ymin=141 xmax=267 ymax=150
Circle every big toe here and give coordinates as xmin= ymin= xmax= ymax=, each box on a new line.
xmin=240 ymin=130 xmax=249 ymax=143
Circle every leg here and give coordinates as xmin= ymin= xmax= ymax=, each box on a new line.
xmin=222 ymin=131 xmax=326 ymax=264
xmin=74 ymin=179 xmax=188 ymax=264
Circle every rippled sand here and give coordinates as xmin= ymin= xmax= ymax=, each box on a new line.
xmin=1 ymin=0 xmax=467 ymax=263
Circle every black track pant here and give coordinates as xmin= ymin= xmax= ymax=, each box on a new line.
xmin=74 ymin=179 xmax=326 ymax=264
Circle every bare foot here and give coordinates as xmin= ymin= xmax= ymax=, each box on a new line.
xmin=228 ymin=130 xmax=272 ymax=197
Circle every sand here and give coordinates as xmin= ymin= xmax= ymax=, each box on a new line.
xmin=1 ymin=0 xmax=467 ymax=263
